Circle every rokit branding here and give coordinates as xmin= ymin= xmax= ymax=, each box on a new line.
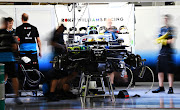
xmin=61 ymin=17 xmax=124 ymax=22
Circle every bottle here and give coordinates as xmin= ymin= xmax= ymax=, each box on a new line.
xmin=121 ymin=69 xmax=128 ymax=78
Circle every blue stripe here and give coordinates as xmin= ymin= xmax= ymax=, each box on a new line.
xmin=135 ymin=50 xmax=180 ymax=66
xmin=20 ymin=43 xmax=37 ymax=51
xmin=20 ymin=52 xmax=37 ymax=54
xmin=38 ymin=53 xmax=54 ymax=71
xmin=105 ymin=30 xmax=117 ymax=40
xmin=0 ymin=52 xmax=15 ymax=62
xmin=135 ymin=50 xmax=159 ymax=66
xmin=158 ymin=27 xmax=175 ymax=38
xmin=111 ymin=32 xmax=117 ymax=40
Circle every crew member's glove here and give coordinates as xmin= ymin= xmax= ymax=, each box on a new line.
xmin=156 ymin=32 xmax=169 ymax=40
xmin=155 ymin=32 xmax=169 ymax=45
xmin=156 ymin=39 xmax=167 ymax=45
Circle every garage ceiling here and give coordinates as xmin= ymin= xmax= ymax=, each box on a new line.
xmin=0 ymin=0 xmax=177 ymax=3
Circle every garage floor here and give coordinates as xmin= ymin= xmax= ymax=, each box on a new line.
xmin=5 ymin=82 xmax=180 ymax=110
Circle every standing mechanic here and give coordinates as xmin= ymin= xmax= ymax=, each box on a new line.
xmin=105 ymin=19 xmax=119 ymax=90
xmin=15 ymin=13 xmax=42 ymax=70
xmin=0 ymin=17 xmax=22 ymax=105
xmin=6 ymin=17 xmax=16 ymax=35
xmin=152 ymin=14 xmax=176 ymax=94
xmin=4 ymin=17 xmax=16 ymax=82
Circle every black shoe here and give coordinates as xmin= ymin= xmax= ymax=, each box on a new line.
xmin=47 ymin=92 xmax=59 ymax=102
xmin=152 ymin=87 xmax=165 ymax=93
xmin=63 ymin=91 xmax=78 ymax=99
xmin=14 ymin=97 xmax=23 ymax=105
xmin=168 ymin=87 xmax=174 ymax=94
xmin=48 ymin=96 xmax=59 ymax=101
xmin=56 ymin=89 xmax=68 ymax=100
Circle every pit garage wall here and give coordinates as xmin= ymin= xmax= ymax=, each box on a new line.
xmin=135 ymin=6 xmax=180 ymax=80
xmin=1 ymin=5 xmax=180 ymax=78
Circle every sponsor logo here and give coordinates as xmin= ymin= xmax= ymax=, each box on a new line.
xmin=27 ymin=31 xmax=31 ymax=37
xmin=61 ymin=17 xmax=124 ymax=22
xmin=24 ymin=27 xmax=31 ymax=29
xmin=25 ymin=37 xmax=32 ymax=39
xmin=25 ymin=31 xmax=32 ymax=39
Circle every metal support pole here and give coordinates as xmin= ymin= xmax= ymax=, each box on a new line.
xmin=79 ymin=73 xmax=85 ymax=94
xmin=84 ymin=75 xmax=90 ymax=103
xmin=100 ymin=77 xmax=106 ymax=92
xmin=0 ymin=64 xmax=5 ymax=110
xmin=73 ymin=3 xmax=76 ymax=40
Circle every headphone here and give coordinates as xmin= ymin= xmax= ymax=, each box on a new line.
xmin=89 ymin=30 xmax=98 ymax=34
xmin=69 ymin=27 xmax=77 ymax=31
xmin=99 ymin=26 xmax=107 ymax=33
xmin=111 ymin=26 xmax=117 ymax=30
xmin=89 ymin=26 xmax=97 ymax=30
xmin=79 ymin=27 xmax=87 ymax=31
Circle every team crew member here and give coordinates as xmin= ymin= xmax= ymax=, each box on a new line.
xmin=51 ymin=24 xmax=66 ymax=55
xmin=44 ymin=24 xmax=77 ymax=101
xmin=152 ymin=14 xmax=176 ymax=94
xmin=15 ymin=13 xmax=42 ymax=69
xmin=105 ymin=19 xmax=119 ymax=90
xmin=0 ymin=18 xmax=22 ymax=105
xmin=104 ymin=19 xmax=118 ymax=40
xmin=46 ymin=24 xmax=67 ymax=101
xmin=4 ymin=17 xmax=16 ymax=82
xmin=6 ymin=17 xmax=16 ymax=35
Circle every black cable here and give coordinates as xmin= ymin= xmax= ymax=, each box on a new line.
xmin=126 ymin=4 xmax=133 ymax=27
xmin=75 ymin=4 xmax=88 ymax=27
xmin=67 ymin=4 xmax=73 ymax=12
xmin=54 ymin=5 xmax=59 ymax=26
xmin=14 ymin=8 xmax=17 ymax=27
xmin=87 ymin=3 xmax=90 ymax=29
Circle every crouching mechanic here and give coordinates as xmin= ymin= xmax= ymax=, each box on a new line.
xmin=43 ymin=24 xmax=78 ymax=101
xmin=44 ymin=69 xmax=78 ymax=101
